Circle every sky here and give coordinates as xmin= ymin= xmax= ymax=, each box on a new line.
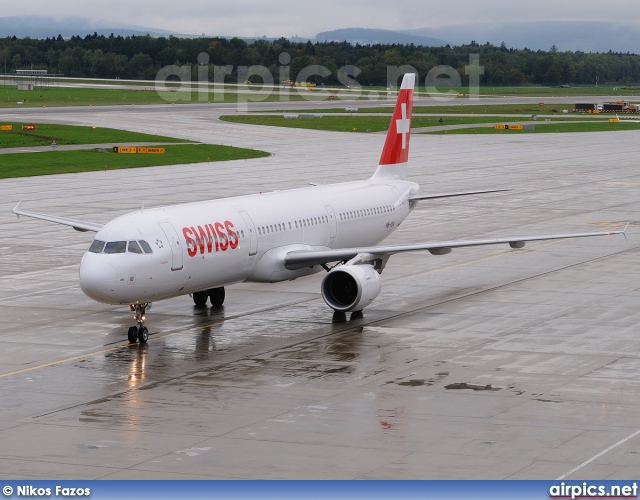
xmin=2 ymin=0 xmax=639 ymax=38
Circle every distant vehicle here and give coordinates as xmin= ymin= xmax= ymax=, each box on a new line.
xmin=13 ymin=74 xmax=626 ymax=344
xmin=603 ymin=103 xmax=626 ymax=112
xmin=575 ymin=103 xmax=599 ymax=112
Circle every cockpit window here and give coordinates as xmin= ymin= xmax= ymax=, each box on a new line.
xmin=88 ymin=239 xmax=106 ymax=253
xmin=128 ymin=241 xmax=143 ymax=254
xmin=139 ymin=240 xmax=153 ymax=254
xmin=104 ymin=241 xmax=127 ymax=254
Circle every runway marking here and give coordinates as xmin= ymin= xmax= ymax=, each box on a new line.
xmin=556 ymin=428 xmax=640 ymax=480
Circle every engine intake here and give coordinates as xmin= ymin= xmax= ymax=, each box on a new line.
xmin=321 ymin=264 xmax=382 ymax=312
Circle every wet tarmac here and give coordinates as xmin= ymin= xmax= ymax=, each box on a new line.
xmin=0 ymin=102 xmax=640 ymax=479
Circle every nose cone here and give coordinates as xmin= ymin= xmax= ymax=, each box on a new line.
xmin=79 ymin=253 xmax=119 ymax=303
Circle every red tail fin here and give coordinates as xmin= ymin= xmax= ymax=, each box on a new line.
xmin=378 ymin=73 xmax=415 ymax=166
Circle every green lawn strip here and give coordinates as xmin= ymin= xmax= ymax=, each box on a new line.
xmin=412 ymin=116 xmax=606 ymax=126
xmin=0 ymin=123 xmax=191 ymax=148
xmin=220 ymin=114 xmax=612 ymax=132
xmin=3 ymin=83 xmax=640 ymax=109
xmin=0 ymin=85 xmax=336 ymax=108
xmin=257 ymin=103 xmax=602 ymax=115
xmin=436 ymin=86 xmax=640 ymax=97
xmin=0 ymin=144 xmax=270 ymax=179
xmin=220 ymin=114 xmax=403 ymax=132
xmin=423 ymin=121 xmax=640 ymax=134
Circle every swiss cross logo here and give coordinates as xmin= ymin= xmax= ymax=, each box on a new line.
xmin=396 ymin=102 xmax=410 ymax=150
xmin=378 ymin=78 xmax=414 ymax=166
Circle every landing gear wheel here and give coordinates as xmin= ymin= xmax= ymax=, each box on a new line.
xmin=127 ymin=326 xmax=138 ymax=344
xmin=127 ymin=303 xmax=150 ymax=344
xmin=138 ymin=326 xmax=149 ymax=343
xmin=351 ymin=310 xmax=364 ymax=320
xmin=193 ymin=291 xmax=208 ymax=306
xmin=208 ymin=287 xmax=225 ymax=307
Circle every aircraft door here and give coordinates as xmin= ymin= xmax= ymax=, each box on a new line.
xmin=325 ymin=205 xmax=337 ymax=246
xmin=237 ymin=210 xmax=257 ymax=256
xmin=158 ymin=221 xmax=184 ymax=271
xmin=237 ymin=209 xmax=258 ymax=272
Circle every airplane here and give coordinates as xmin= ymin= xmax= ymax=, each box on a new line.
xmin=13 ymin=74 xmax=626 ymax=344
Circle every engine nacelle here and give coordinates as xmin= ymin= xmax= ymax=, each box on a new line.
xmin=321 ymin=264 xmax=382 ymax=312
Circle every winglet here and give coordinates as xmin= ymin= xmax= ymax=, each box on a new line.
xmin=11 ymin=202 xmax=103 ymax=232
xmin=622 ymin=221 xmax=630 ymax=242
xmin=378 ymin=73 xmax=415 ymax=168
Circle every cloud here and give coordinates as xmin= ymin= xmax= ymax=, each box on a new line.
xmin=2 ymin=0 xmax=639 ymax=38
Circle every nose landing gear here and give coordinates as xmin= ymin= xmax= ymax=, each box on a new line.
xmin=127 ymin=303 xmax=151 ymax=344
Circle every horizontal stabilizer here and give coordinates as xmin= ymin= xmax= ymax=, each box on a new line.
xmin=409 ymin=188 xmax=511 ymax=202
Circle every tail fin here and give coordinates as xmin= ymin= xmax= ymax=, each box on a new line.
xmin=373 ymin=73 xmax=415 ymax=180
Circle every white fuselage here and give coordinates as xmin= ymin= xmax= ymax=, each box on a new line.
xmin=79 ymin=176 xmax=419 ymax=305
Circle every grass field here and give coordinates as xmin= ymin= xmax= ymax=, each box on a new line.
xmin=424 ymin=121 xmax=640 ymax=134
xmin=219 ymin=114 xmax=620 ymax=132
xmin=275 ymin=103 xmax=598 ymax=115
xmin=0 ymin=123 xmax=189 ymax=148
xmin=3 ymin=81 xmax=640 ymax=109
xmin=452 ymin=85 xmax=640 ymax=97
xmin=0 ymin=85 xmax=336 ymax=108
xmin=219 ymin=114 xmax=419 ymax=132
xmin=0 ymin=144 xmax=270 ymax=179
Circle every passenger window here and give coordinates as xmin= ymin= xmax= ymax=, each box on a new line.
xmin=104 ymin=241 xmax=127 ymax=254
xmin=88 ymin=239 xmax=106 ymax=253
xmin=128 ymin=241 xmax=143 ymax=254
xmin=139 ymin=240 xmax=153 ymax=254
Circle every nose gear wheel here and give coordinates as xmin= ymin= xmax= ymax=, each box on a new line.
xmin=127 ymin=303 xmax=151 ymax=344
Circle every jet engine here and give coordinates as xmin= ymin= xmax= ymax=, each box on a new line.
xmin=321 ymin=264 xmax=382 ymax=312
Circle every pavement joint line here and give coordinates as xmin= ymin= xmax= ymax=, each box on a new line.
xmin=556 ymin=428 xmax=640 ymax=480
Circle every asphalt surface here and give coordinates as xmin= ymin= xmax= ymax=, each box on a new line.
xmin=0 ymin=99 xmax=639 ymax=479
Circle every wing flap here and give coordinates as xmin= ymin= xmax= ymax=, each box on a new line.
xmin=13 ymin=202 xmax=103 ymax=233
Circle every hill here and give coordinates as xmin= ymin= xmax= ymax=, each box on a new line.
xmin=0 ymin=16 xmax=176 ymax=38
xmin=316 ymin=28 xmax=448 ymax=47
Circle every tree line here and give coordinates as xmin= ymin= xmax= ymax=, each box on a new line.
xmin=1 ymin=33 xmax=640 ymax=86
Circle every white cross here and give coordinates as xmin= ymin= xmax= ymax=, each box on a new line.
xmin=396 ymin=102 xmax=410 ymax=149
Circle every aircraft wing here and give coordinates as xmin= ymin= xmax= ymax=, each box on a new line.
xmin=12 ymin=202 xmax=103 ymax=233
xmin=284 ymin=227 xmax=626 ymax=270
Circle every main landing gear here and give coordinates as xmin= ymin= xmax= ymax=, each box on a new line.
xmin=127 ymin=303 xmax=150 ymax=344
xmin=192 ymin=287 xmax=226 ymax=307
